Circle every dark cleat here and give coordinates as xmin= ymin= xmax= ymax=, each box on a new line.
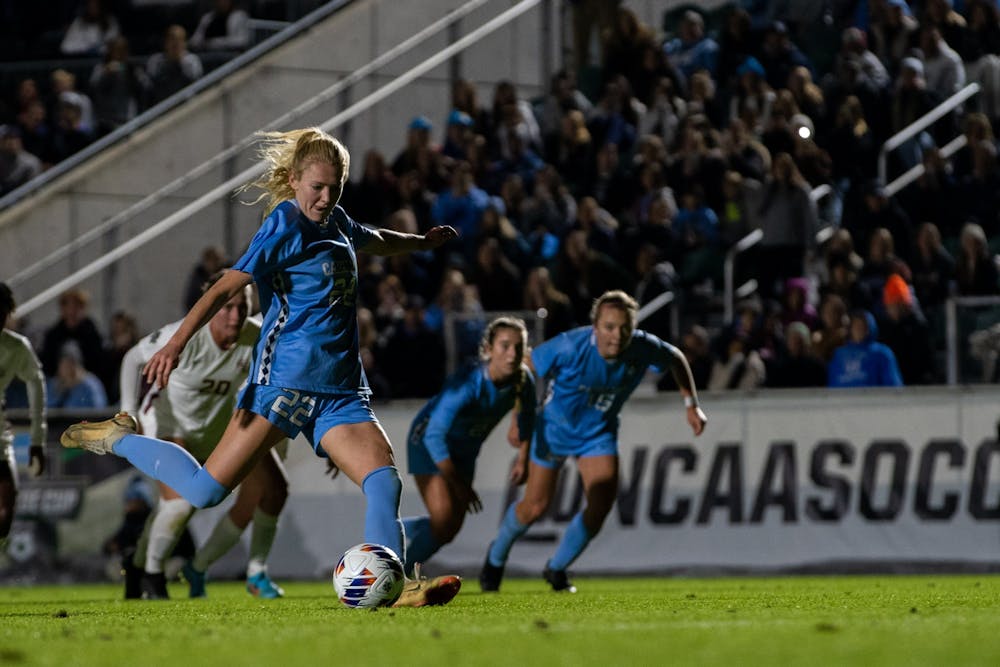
xmin=479 ymin=545 xmax=505 ymax=593
xmin=141 ymin=571 xmax=169 ymax=600
xmin=543 ymin=564 xmax=577 ymax=593
xmin=123 ymin=554 xmax=143 ymax=600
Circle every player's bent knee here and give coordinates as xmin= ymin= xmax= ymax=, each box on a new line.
xmin=187 ymin=469 xmax=230 ymax=509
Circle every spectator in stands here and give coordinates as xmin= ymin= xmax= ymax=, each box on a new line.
xmin=183 ymin=246 xmax=227 ymax=310
xmin=812 ymin=293 xmax=849 ymax=362
xmin=822 ymin=253 xmax=874 ymax=311
xmin=717 ymin=170 xmax=760 ymax=247
xmin=488 ymin=129 xmax=544 ymax=195
xmin=722 ymin=118 xmax=770 ymax=182
xmin=586 ymin=74 xmax=641 ymax=157
xmin=340 ymin=149 xmax=396 ymax=227
xmin=450 ymin=78 xmax=490 ymax=139
xmin=869 ymin=0 xmax=918 ymax=76
xmin=849 ymin=181 xmax=914 ymax=264
xmin=537 ymin=69 xmax=593 ymax=147
xmin=674 ymin=187 xmax=722 ymax=286
xmin=707 ymin=328 xmax=766 ymax=391
xmin=89 ymin=36 xmax=151 ymax=136
xmin=478 ymin=202 xmax=529 ymax=270
xmin=432 ymin=161 xmax=490 ymax=261
xmin=755 ymin=152 xmax=819 ymax=297
xmin=15 ymin=100 xmax=53 ymax=167
xmin=572 ymin=195 xmax=619 ymax=260
xmin=0 ymin=125 xmax=42 ymax=196
xmin=372 ymin=274 xmax=407 ymax=333
xmin=687 ymin=70 xmax=727 ymax=130
xmin=716 ymin=6 xmax=754 ymax=90
xmin=859 ymin=227 xmax=912 ymax=303
xmin=547 ymin=109 xmax=593 ymax=196
xmin=382 ymin=209 xmax=435 ymax=303
xmin=637 ymin=76 xmax=686 ymax=152
xmin=730 ymin=57 xmax=775 ymax=134
xmin=758 ymin=21 xmax=813 ymax=92
xmin=570 ymin=0 xmax=621 ymax=73
xmin=879 ymin=273 xmax=935 ymax=384
xmin=658 ymin=324 xmax=713 ymax=391
xmin=441 ymin=110 xmax=475 ymax=163
xmin=424 ymin=268 xmax=485 ymax=363
xmin=899 ymin=147 xmax=961 ymax=238
xmin=957 ymin=140 xmax=1000 ymax=237
xmin=601 ymin=6 xmax=654 ymax=93
xmin=768 ymin=322 xmax=827 ymax=388
xmin=553 ymin=229 xmax=634 ymax=324
xmin=920 ymin=26 xmax=966 ymax=98
xmin=521 ymin=166 xmax=576 ymax=246
xmin=584 ymin=142 xmax=633 ymax=220
xmin=923 ymin=0 xmax=970 ymax=58
xmin=955 ymin=221 xmax=1000 ymax=295
xmin=471 ymin=237 xmax=522 ymax=312
xmin=826 ymin=95 xmax=877 ymax=191
xmin=786 ymin=66 xmax=826 ymax=134
xmin=910 ymin=221 xmax=956 ymax=312
xmin=46 ymin=340 xmax=108 ymax=408
xmin=781 ymin=277 xmax=818 ymax=330
xmin=963 ymin=0 xmax=1000 ymax=63
xmin=388 ymin=169 xmax=434 ymax=233
xmin=632 ymin=242 xmax=675 ymax=341
xmin=663 ymin=9 xmax=719 ymax=83
xmin=827 ymin=310 xmax=903 ymax=387
xmin=189 ymin=0 xmax=251 ymax=52
xmin=522 ymin=266 xmax=573 ymax=340
xmin=49 ymin=69 xmax=94 ymax=134
xmin=147 ymin=25 xmax=204 ymax=105
xmin=40 ymin=288 xmax=104 ymax=379
xmin=834 ymin=27 xmax=891 ymax=93
xmin=890 ymin=58 xmax=938 ymax=171
xmin=391 ymin=115 xmax=446 ymax=193
xmin=490 ymin=80 xmax=542 ymax=161
xmin=101 ymin=310 xmax=140 ymax=404
xmin=60 ymin=0 xmax=121 ymax=56
xmin=49 ymin=98 xmax=93 ymax=163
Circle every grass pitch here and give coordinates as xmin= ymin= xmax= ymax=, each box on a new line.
xmin=2 ymin=575 xmax=999 ymax=666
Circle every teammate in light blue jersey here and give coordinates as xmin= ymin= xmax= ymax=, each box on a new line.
xmin=61 ymin=128 xmax=461 ymax=607
xmin=403 ymin=316 xmax=536 ymax=574
xmin=480 ymin=290 xmax=708 ymax=593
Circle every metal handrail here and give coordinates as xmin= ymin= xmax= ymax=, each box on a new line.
xmin=16 ymin=0 xmax=544 ymax=317
xmin=0 ymin=0 xmax=356 ymax=215
xmin=636 ymin=289 xmax=678 ymax=342
xmin=7 ymin=0 xmax=492 ymax=290
xmin=877 ymin=82 xmax=979 ymax=186
xmin=884 ymin=134 xmax=967 ymax=198
xmin=723 ymin=228 xmax=762 ymax=323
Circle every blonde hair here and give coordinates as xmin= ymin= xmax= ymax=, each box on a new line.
xmin=590 ymin=290 xmax=639 ymax=327
xmin=242 ymin=128 xmax=350 ymax=216
xmin=479 ymin=316 xmax=528 ymax=361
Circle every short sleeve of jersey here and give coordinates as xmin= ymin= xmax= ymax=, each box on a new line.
xmin=632 ymin=330 xmax=678 ymax=374
xmin=531 ymin=331 xmax=576 ymax=379
xmin=332 ymin=206 xmax=377 ymax=250
xmin=232 ymin=202 xmax=303 ymax=279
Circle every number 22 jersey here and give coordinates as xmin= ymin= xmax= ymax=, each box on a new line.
xmin=233 ymin=201 xmax=377 ymax=395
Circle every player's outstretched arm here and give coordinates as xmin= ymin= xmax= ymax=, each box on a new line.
xmin=364 ymin=225 xmax=458 ymax=256
xmin=665 ymin=344 xmax=708 ymax=436
xmin=144 ymin=269 xmax=252 ymax=388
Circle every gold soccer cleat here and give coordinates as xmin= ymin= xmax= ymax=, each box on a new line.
xmin=60 ymin=412 xmax=137 ymax=455
xmin=392 ymin=564 xmax=462 ymax=608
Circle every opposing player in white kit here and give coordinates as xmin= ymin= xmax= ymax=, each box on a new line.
xmin=120 ymin=276 xmax=288 ymax=599
xmin=0 ymin=283 xmax=47 ymax=542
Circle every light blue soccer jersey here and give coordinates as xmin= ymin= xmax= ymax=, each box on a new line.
xmin=409 ymin=362 xmax=536 ymax=471
xmin=533 ymin=326 xmax=678 ymax=450
xmin=233 ymin=201 xmax=377 ymax=395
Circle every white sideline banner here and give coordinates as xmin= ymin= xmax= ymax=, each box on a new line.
xmin=190 ymin=387 xmax=1000 ymax=578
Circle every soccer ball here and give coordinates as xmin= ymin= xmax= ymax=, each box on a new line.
xmin=332 ymin=543 xmax=405 ymax=608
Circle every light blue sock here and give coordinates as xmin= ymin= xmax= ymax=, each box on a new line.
xmin=361 ymin=466 xmax=404 ymax=561
xmin=402 ymin=515 xmax=441 ymax=571
xmin=487 ymin=503 xmax=530 ymax=567
xmin=113 ymin=434 xmax=229 ymax=508
xmin=548 ymin=512 xmax=595 ymax=571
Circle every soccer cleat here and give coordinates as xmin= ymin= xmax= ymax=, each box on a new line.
xmin=182 ymin=562 xmax=207 ymax=598
xmin=246 ymin=571 xmax=285 ymax=599
xmin=60 ymin=412 xmax=137 ymax=455
xmin=479 ymin=546 xmax=505 ymax=593
xmin=392 ymin=564 xmax=461 ymax=608
xmin=141 ymin=571 xmax=169 ymax=600
xmin=542 ymin=564 xmax=577 ymax=593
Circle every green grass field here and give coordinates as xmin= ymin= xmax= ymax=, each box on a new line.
xmin=2 ymin=575 xmax=999 ymax=666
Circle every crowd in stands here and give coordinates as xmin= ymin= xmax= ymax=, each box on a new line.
xmin=0 ymin=1 xmax=323 ymax=196
xmin=8 ymin=0 xmax=1000 ymax=406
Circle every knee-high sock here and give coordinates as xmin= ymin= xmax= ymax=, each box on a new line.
xmin=247 ymin=508 xmax=279 ymax=578
xmin=191 ymin=514 xmax=244 ymax=573
xmin=144 ymin=497 xmax=196 ymax=574
xmin=548 ymin=512 xmax=595 ymax=571
xmin=487 ymin=502 xmax=530 ymax=568
xmin=361 ymin=466 xmax=404 ymax=561
xmin=113 ymin=435 xmax=229 ymax=508
xmin=402 ymin=516 xmax=441 ymax=571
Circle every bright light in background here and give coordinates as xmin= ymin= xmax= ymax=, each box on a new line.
xmin=797 ymin=125 xmax=811 ymax=139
